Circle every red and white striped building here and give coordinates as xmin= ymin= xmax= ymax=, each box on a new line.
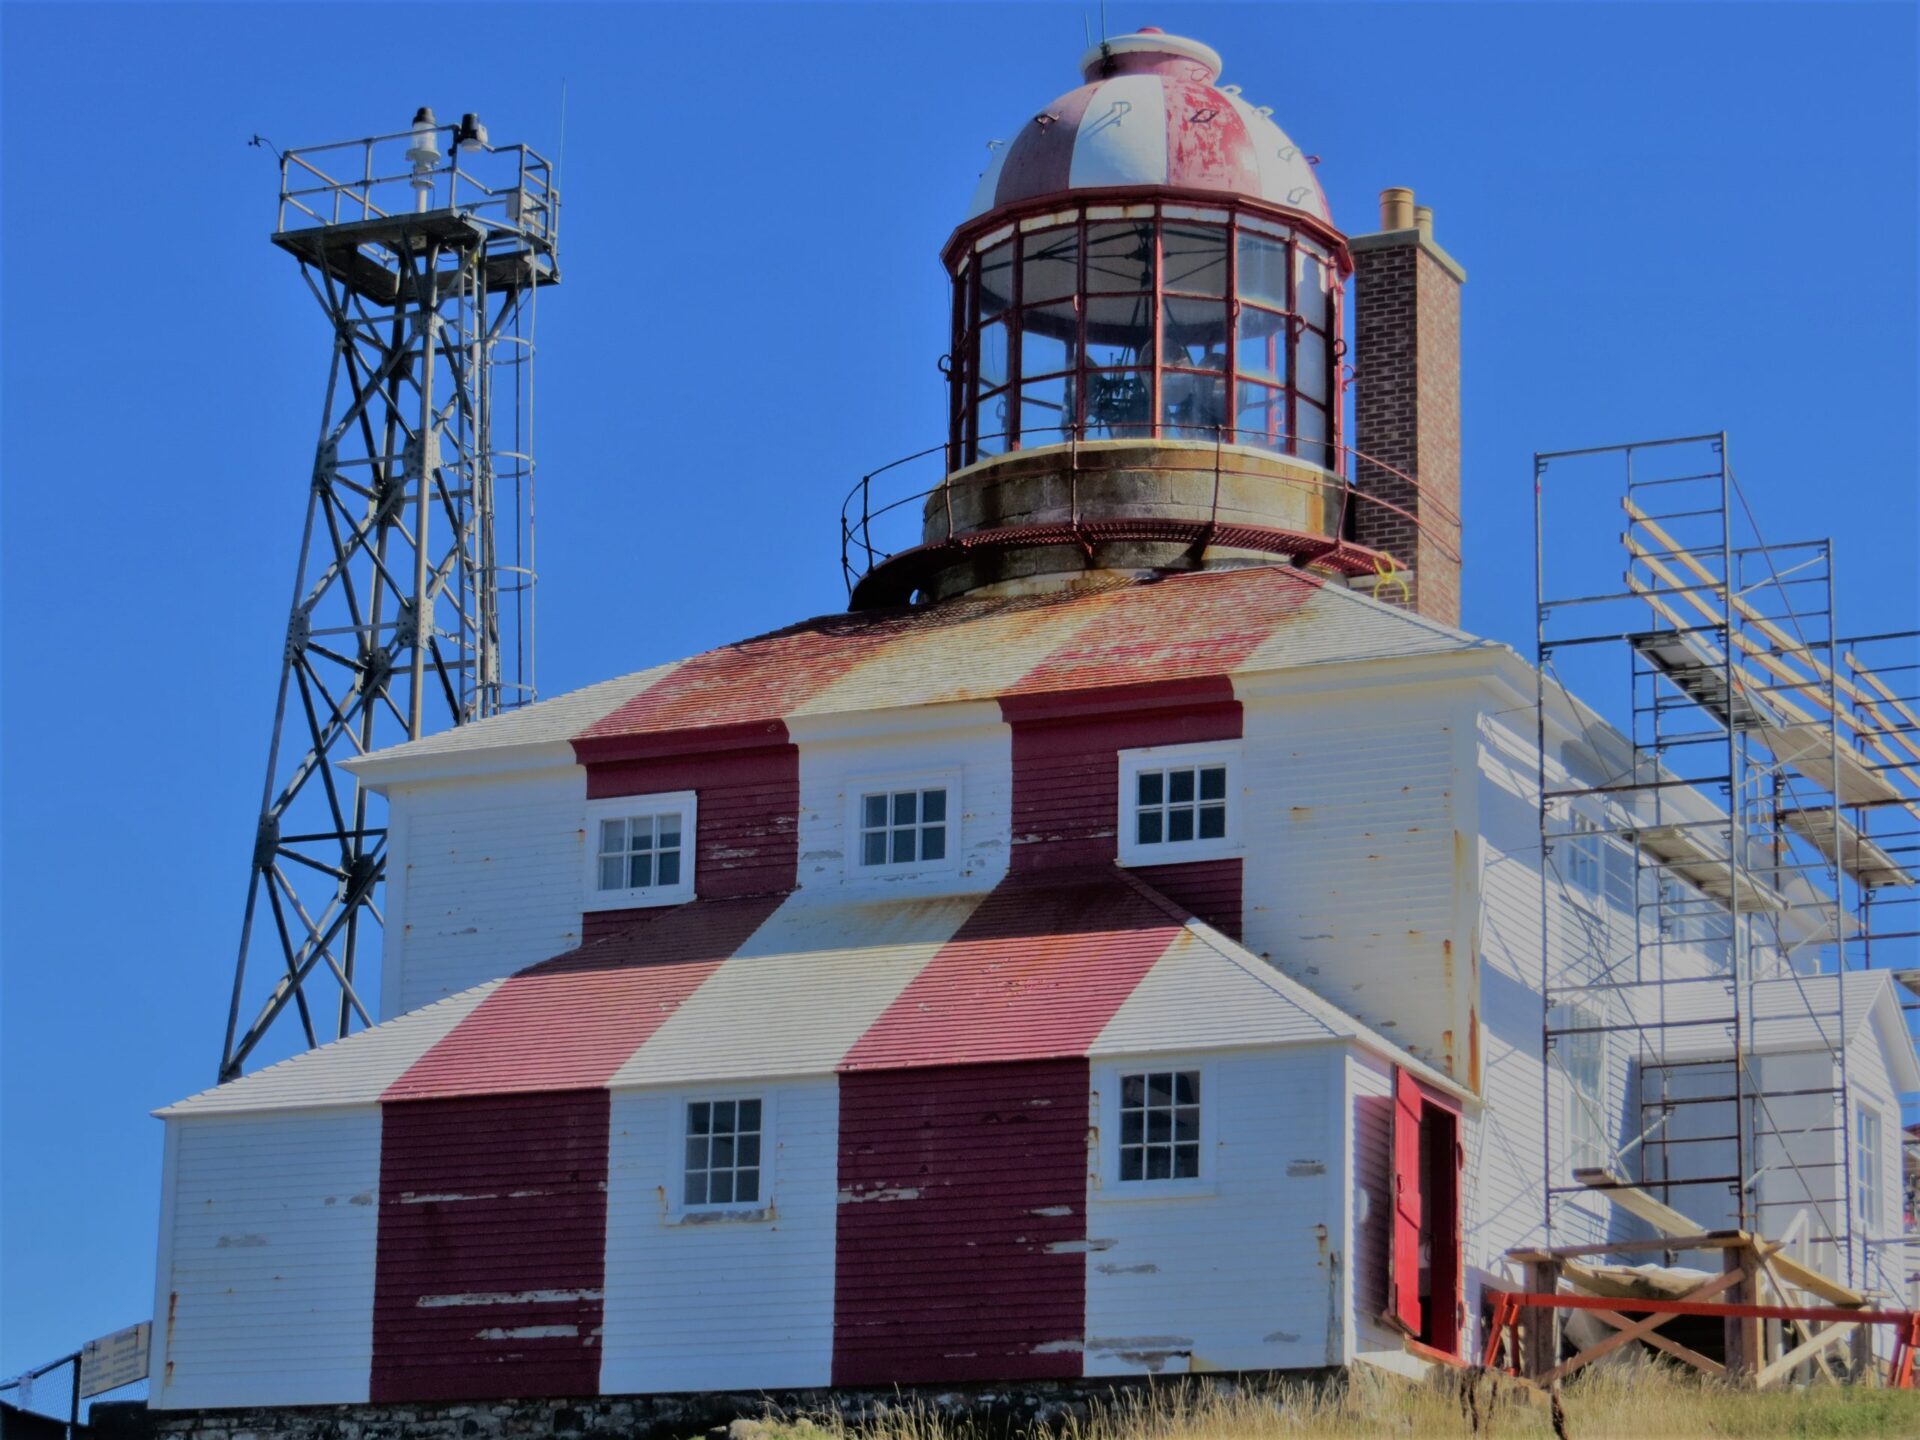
xmin=148 ymin=26 xmax=1918 ymax=1414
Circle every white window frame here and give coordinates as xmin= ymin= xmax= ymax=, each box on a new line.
xmin=1116 ymin=741 xmax=1242 ymax=868
xmin=1856 ymin=1103 xmax=1883 ymax=1232
xmin=670 ymin=1090 xmax=773 ymax=1223
xmin=1094 ymin=1061 xmax=1215 ymax=1199
xmin=584 ymin=790 xmax=697 ymax=911
xmin=843 ymin=769 xmax=962 ymax=878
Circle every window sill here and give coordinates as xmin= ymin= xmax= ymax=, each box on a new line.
xmin=583 ymin=887 xmax=695 ymax=913
xmin=1118 ymin=843 xmax=1243 ymax=870
xmin=1096 ymin=1180 xmax=1218 ymax=1202
xmin=666 ymin=1205 xmax=775 ymax=1227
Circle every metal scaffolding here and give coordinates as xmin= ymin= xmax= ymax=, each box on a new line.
xmin=1534 ymin=433 xmax=1919 ymax=1302
xmin=219 ymin=113 xmax=560 ymax=1081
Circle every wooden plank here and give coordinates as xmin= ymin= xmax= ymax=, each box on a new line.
xmin=1725 ymin=1245 xmax=1763 ymax=1380
xmin=1542 ymin=1263 xmax=1751 ymax=1385
xmin=1755 ymin=1317 xmax=1859 ymax=1388
xmin=1768 ymin=1249 xmax=1867 ymax=1308
xmin=1572 ymin=1168 xmax=1725 ymax=1239
xmin=1588 ymin=1306 xmax=1726 ymax=1377
xmin=1508 ymin=1232 xmax=1748 ymax=1264
xmin=1522 ymin=1260 xmax=1561 ymax=1382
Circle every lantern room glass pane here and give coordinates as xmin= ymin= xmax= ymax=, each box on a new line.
xmin=1084 ymin=294 xmax=1155 ymax=370
xmin=1161 ymin=298 xmax=1228 ymax=366
xmin=978 ymin=240 xmax=1015 ymax=319
xmin=973 ymin=392 xmax=1010 ymax=456
xmin=1086 ymin=221 xmax=1155 ymax=292
xmin=1021 ymin=227 xmax=1079 ymax=304
xmin=1021 ymin=378 xmax=1073 ymax=444
xmin=1296 ymin=251 xmax=1329 ymax=329
xmin=1162 ymin=222 xmax=1227 ymax=296
xmin=1020 ymin=303 xmax=1077 ymax=379
xmin=1236 ymin=306 xmax=1287 ymax=383
xmin=1236 ymin=379 xmax=1284 ymax=451
xmin=977 ymin=319 xmax=1010 ymax=393
xmin=1086 ymin=372 xmax=1151 ymax=438
xmin=1296 ymin=329 xmax=1329 ymax=402
xmin=1296 ymin=399 xmax=1330 ymax=468
xmin=1237 ymin=233 xmax=1290 ymax=310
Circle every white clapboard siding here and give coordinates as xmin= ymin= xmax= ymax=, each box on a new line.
xmin=384 ymin=767 xmax=589 ymax=1017
xmin=1237 ymin=683 xmax=1477 ymax=1084
xmin=153 ymin=1109 xmax=379 ymax=1408
xmin=1086 ymin=1048 xmax=1346 ymax=1374
xmin=791 ymin=710 xmax=1012 ymax=900
xmin=600 ymin=1080 xmax=839 ymax=1392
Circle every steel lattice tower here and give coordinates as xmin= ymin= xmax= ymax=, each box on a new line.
xmin=221 ymin=111 xmax=560 ymax=1080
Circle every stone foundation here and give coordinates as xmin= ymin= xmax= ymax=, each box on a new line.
xmin=103 ymin=1372 xmax=1343 ymax=1440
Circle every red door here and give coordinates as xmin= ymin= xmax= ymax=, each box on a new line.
xmin=1390 ymin=1067 xmax=1426 ymax=1336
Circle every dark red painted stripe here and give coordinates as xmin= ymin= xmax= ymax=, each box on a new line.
xmin=582 ymin=738 xmax=800 ymax=904
xmin=841 ymin=869 xmax=1182 ymax=1072
xmin=1132 ymin=857 xmax=1243 ymax=940
xmin=832 ymin=1059 xmax=1089 ymax=1385
xmin=384 ymin=895 xmax=783 ymax=1101
xmin=372 ymin=1090 xmax=608 ymax=1402
xmin=1002 ymin=677 xmax=1241 ymax=871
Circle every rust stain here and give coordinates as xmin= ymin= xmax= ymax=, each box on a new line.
xmin=1289 ymin=806 xmax=1314 ymax=821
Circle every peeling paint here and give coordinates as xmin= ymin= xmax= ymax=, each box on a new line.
xmin=838 ymin=1186 xmax=922 ymax=1204
xmin=476 ymin=1324 xmax=578 ymax=1341
xmin=1032 ymin=1339 xmax=1085 ymax=1354
xmin=416 ymin=1288 xmax=603 ymax=1308
xmin=399 ymin=1191 xmax=497 ymax=1204
xmin=1264 ymin=1329 xmax=1301 ymax=1343
xmin=215 ymin=1234 xmax=269 ymax=1248
xmin=1095 ymin=1262 xmax=1159 ymax=1275
xmin=1286 ymin=1159 xmax=1327 ymax=1177
xmin=1029 ymin=1204 xmax=1073 ymax=1217
xmin=1046 ymin=1237 xmax=1115 ymax=1254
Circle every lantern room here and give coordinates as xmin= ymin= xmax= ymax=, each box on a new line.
xmin=847 ymin=26 xmax=1463 ymax=613
xmin=947 ymin=29 xmax=1348 ymax=470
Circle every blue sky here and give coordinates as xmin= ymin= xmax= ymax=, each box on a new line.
xmin=2 ymin=0 xmax=1915 ymax=1395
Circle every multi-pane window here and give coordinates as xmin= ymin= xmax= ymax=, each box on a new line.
xmin=1566 ymin=813 xmax=1604 ymax=900
xmin=684 ymin=1098 xmax=762 ymax=1208
xmin=1857 ymin=1106 xmax=1883 ymax=1230
xmin=859 ymin=787 xmax=949 ymax=867
xmin=1549 ymin=1005 xmax=1608 ymax=1174
xmin=597 ymin=811 xmax=684 ymax=892
xmin=953 ymin=203 xmax=1340 ymax=468
xmin=1119 ymin=1070 xmax=1201 ymax=1181
xmin=1134 ymin=764 xmax=1228 ymax=848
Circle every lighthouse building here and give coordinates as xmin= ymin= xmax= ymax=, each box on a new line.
xmin=146 ymin=29 xmax=1917 ymax=1417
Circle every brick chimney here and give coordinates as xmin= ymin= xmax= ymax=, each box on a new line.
xmin=1348 ymin=188 xmax=1466 ymax=627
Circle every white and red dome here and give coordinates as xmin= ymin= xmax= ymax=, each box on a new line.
xmin=966 ymin=28 xmax=1331 ymax=224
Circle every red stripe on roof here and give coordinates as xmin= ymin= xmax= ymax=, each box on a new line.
xmin=383 ymin=896 xmax=783 ymax=1100
xmin=840 ymin=869 xmax=1183 ymax=1071
xmin=1007 ymin=567 xmax=1320 ymax=694
xmin=1164 ymin=79 xmax=1260 ymax=194
xmin=995 ymin=81 xmax=1098 ymax=211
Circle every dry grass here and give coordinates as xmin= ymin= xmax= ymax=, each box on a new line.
xmin=734 ymin=1359 xmax=1920 ymax=1440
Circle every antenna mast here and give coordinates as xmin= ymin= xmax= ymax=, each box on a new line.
xmin=219 ymin=109 xmax=561 ymax=1080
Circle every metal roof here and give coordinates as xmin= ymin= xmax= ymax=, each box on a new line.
xmin=349 ymin=567 xmax=1485 ymax=779
xmin=965 ymin=29 xmax=1332 ymax=224
xmin=161 ymin=867 xmax=1452 ymax=1118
